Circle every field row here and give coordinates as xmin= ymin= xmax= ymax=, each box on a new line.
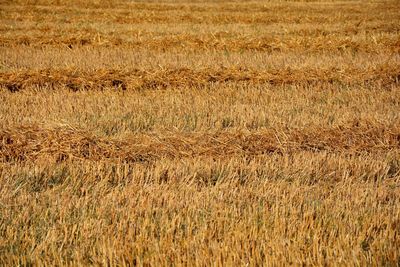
xmin=2 ymin=47 xmax=398 ymax=71
xmin=5 ymin=0 xmax=398 ymax=12
xmin=1 ymin=65 xmax=399 ymax=92
xmin=2 ymin=152 xmax=399 ymax=189
xmin=1 ymin=84 xmax=399 ymax=133
xmin=3 ymin=2 xmax=399 ymax=24
xmin=1 ymin=33 xmax=399 ymax=53
xmin=1 ymin=124 xmax=400 ymax=163
xmin=3 ymin=16 xmax=399 ymax=37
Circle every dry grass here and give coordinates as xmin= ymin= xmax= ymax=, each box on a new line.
xmin=1 ymin=65 xmax=399 ymax=92
xmin=0 ymin=0 xmax=400 ymax=265
xmin=2 ymin=33 xmax=399 ymax=53
xmin=1 ymin=124 xmax=400 ymax=163
xmin=1 ymin=156 xmax=399 ymax=265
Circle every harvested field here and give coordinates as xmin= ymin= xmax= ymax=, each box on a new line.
xmin=0 ymin=0 xmax=399 ymax=265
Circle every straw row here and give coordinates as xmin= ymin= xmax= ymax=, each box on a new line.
xmin=1 ymin=34 xmax=399 ymax=53
xmin=5 ymin=0 xmax=398 ymax=12
xmin=1 ymin=124 xmax=399 ymax=163
xmin=3 ymin=3 xmax=398 ymax=25
xmin=1 ymin=66 xmax=399 ymax=92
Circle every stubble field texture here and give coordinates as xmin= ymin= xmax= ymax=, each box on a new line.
xmin=1 ymin=0 xmax=400 ymax=265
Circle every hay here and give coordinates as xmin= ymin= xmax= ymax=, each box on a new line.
xmin=1 ymin=124 xmax=399 ymax=163
xmin=1 ymin=66 xmax=399 ymax=92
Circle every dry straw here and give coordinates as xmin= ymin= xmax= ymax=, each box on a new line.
xmin=1 ymin=66 xmax=399 ymax=92
xmin=1 ymin=124 xmax=399 ymax=163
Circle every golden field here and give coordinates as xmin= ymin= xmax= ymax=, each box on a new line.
xmin=0 ymin=0 xmax=399 ymax=265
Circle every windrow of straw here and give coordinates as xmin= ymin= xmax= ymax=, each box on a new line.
xmin=3 ymin=22 xmax=399 ymax=39
xmin=1 ymin=124 xmax=399 ymax=163
xmin=3 ymin=2 xmax=399 ymax=25
xmin=1 ymin=66 xmax=399 ymax=92
xmin=1 ymin=34 xmax=399 ymax=53
xmin=4 ymin=0 xmax=399 ymax=12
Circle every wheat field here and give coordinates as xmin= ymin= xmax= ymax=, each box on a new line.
xmin=1 ymin=0 xmax=400 ymax=266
